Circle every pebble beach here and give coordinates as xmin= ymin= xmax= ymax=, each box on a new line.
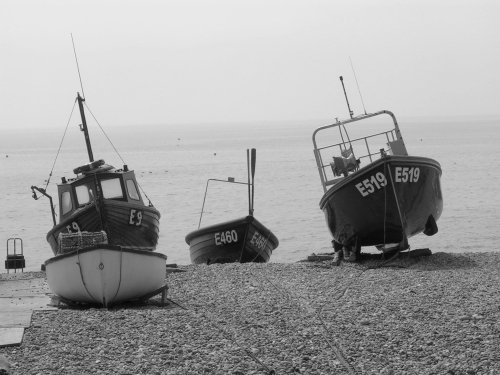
xmin=1 ymin=251 xmax=500 ymax=375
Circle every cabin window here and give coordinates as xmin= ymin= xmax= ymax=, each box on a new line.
xmin=61 ymin=191 xmax=73 ymax=215
xmin=126 ymin=179 xmax=140 ymax=200
xmin=75 ymin=184 xmax=94 ymax=206
xmin=101 ymin=178 xmax=124 ymax=199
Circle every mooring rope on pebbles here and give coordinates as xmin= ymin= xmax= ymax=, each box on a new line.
xmin=251 ymin=266 xmax=362 ymax=375
xmin=248 ymin=251 xmax=412 ymax=375
xmin=169 ymin=266 xmax=276 ymax=374
xmin=166 ymin=251 xmax=413 ymax=375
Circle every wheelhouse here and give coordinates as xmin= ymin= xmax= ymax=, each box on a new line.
xmin=57 ymin=163 xmax=144 ymax=221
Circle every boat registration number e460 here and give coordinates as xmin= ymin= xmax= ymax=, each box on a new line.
xmin=215 ymin=230 xmax=239 ymax=246
xmin=250 ymin=231 xmax=268 ymax=251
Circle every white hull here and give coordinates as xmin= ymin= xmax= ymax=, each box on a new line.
xmin=45 ymin=245 xmax=167 ymax=307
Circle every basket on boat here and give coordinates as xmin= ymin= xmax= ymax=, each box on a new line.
xmin=57 ymin=231 xmax=108 ymax=254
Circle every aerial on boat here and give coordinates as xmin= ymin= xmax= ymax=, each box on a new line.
xmin=185 ymin=148 xmax=279 ymax=264
xmin=31 ymin=91 xmax=166 ymax=307
xmin=312 ymin=76 xmax=443 ymax=262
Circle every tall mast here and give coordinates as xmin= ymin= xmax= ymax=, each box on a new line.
xmin=76 ymin=92 xmax=94 ymax=162
xmin=339 ymin=76 xmax=354 ymax=119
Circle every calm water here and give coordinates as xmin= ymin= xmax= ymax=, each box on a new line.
xmin=1 ymin=115 xmax=499 ymax=271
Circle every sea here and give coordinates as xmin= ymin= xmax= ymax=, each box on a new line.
xmin=1 ymin=115 xmax=499 ymax=271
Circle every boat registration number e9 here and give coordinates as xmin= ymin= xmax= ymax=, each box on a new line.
xmin=215 ymin=230 xmax=238 ymax=246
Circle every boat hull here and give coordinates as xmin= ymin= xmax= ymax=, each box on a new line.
xmin=320 ymin=156 xmax=443 ymax=248
xmin=45 ymin=245 xmax=167 ymax=307
xmin=185 ymin=216 xmax=279 ymax=264
xmin=46 ymin=200 xmax=160 ymax=255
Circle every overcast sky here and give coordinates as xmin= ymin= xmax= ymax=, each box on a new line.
xmin=1 ymin=0 xmax=499 ymax=129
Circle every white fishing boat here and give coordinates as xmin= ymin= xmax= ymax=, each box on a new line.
xmin=45 ymin=244 xmax=167 ymax=307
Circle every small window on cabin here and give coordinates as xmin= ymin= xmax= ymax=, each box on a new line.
xmin=75 ymin=184 xmax=93 ymax=206
xmin=61 ymin=191 xmax=73 ymax=215
xmin=101 ymin=178 xmax=124 ymax=199
xmin=126 ymin=179 xmax=140 ymax=200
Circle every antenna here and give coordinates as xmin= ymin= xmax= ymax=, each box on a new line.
xmin=339 ymin=76 xmax=354 ymax=119
xmin=349 ymin=57 xmax=367 ymax=114
xmin=71 ymin=33 xmax=85 ymax=99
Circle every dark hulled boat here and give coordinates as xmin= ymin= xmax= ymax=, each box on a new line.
xmin=312 ymin=78 xmax=443 ymax=260
xmin=32 ymin=93 xmax=160 ymax=255
xmin=186 ymin=215 xmax=278 ymax=264
xmin=185 ymin=149 xmax=279 ymax=264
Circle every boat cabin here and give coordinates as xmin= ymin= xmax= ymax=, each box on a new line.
xmin=57 ymin=160 xmax=144 ymax=222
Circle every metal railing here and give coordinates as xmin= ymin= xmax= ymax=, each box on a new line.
xmin=312 ymin=110 xmax=406 ymax=192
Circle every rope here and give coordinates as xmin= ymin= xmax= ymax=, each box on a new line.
xmin=203 ymin=265 xmax=276 ymax=374
xmin=168 ymin=251 xmax=412 ymax=374
xmin=383 ymin=161 xmax=388 ymax=246
xmin=76 ymin=247 xmax=98 ymax=302
xmin=109 ymin=247 xmax=124 ymax=304
xmin=83 ymin=101 xmax=155 ymax=206
xmin=136 ymin=182 xmax=154 ymax=207
xmin=83 ymin=102 xmax=126 ymax=165
xmin=251 ymin=250 xmax=410 ymax=375
xmin=45 ymin=99 xmax=77 ymax=190
xmin=317 ymin=306 xmax=358 ymax=375
xmin=253 ymin=269 xmax=360 ymax=374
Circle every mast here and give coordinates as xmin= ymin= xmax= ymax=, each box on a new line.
xmin=76 ymin=92 xmax=94 ymax=162
xmin=339 ymin=76 xmax=354 ymax=119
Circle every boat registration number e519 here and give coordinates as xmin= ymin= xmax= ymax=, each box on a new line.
xmin=355 ymin=172 xmax=387 ymax=197
xmin=356 ymin=167 xmax=421 ymax=197
xmin=394 ymin=166 xmax=420 ymax=183
xmin=215 ymin=230 xmax=238 ymax=246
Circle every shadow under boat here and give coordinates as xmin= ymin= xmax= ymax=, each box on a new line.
xmin=185 ymin=148 xmax=279 ymax=265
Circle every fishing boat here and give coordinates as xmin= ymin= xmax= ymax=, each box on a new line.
xmin=185 ymin=149 xmax=279 ymax=264
xmin=312 ymin=77 xmax=443 ymax=261
xmin=31 ymin=92 xmax=166 ymax=307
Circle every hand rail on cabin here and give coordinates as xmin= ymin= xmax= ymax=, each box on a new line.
xmin=312 ymin=110 xmax=404 ymax=193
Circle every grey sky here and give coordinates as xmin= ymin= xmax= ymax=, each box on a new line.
xmin=1 ymin=0 xmax=499 ymax=129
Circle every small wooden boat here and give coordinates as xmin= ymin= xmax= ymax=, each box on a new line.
xmin=45 ymin=245 xmax=167 ymax=307
xmin=32 ymin=91 xmax=166 ymax=306
xmin=185 ymin=149 xmax=279 ymax=264
xmin=312 ymin=77 xmax=443 ymax=260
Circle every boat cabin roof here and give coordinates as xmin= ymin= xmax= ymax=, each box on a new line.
xmin=56 ymin=161 xmax=145 ymax=221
